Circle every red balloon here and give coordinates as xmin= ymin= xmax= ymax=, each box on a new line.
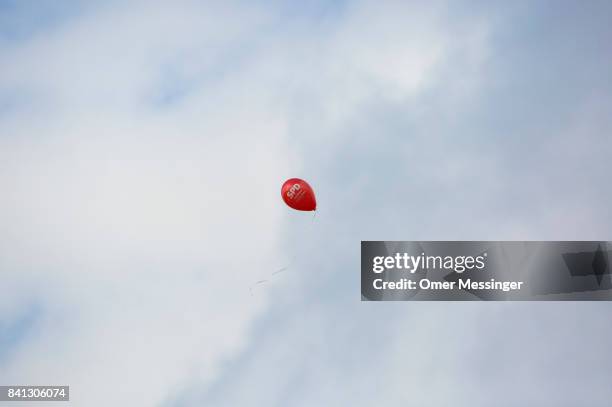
xmin=281 ymin=178 xmax=317 ymax=211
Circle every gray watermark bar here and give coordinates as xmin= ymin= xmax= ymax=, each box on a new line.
xmin=362 ymin=241 xmax=612 ymax=301
xmin=0 ymin=386 xmax=69 ymax=401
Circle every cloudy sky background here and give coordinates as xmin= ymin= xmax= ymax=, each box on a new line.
xmin=1 ymin=0 xmax=611 ymax=405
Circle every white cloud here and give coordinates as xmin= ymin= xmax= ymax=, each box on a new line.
xmin=0 ymin=2 xmax=296 ymax=405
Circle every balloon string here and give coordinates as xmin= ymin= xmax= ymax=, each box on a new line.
xmin=249 ymin=211 xmax=318 ymax=296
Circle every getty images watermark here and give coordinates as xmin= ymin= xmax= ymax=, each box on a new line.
xmin=361 ymin=241 xmax=612 ymax=301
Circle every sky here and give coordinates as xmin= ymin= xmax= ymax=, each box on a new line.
xmin=1 ymin=0 xmax=612 ymax=406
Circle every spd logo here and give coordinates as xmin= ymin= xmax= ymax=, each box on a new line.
xmin=286 ymin=183 xmax=301 ymax=199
